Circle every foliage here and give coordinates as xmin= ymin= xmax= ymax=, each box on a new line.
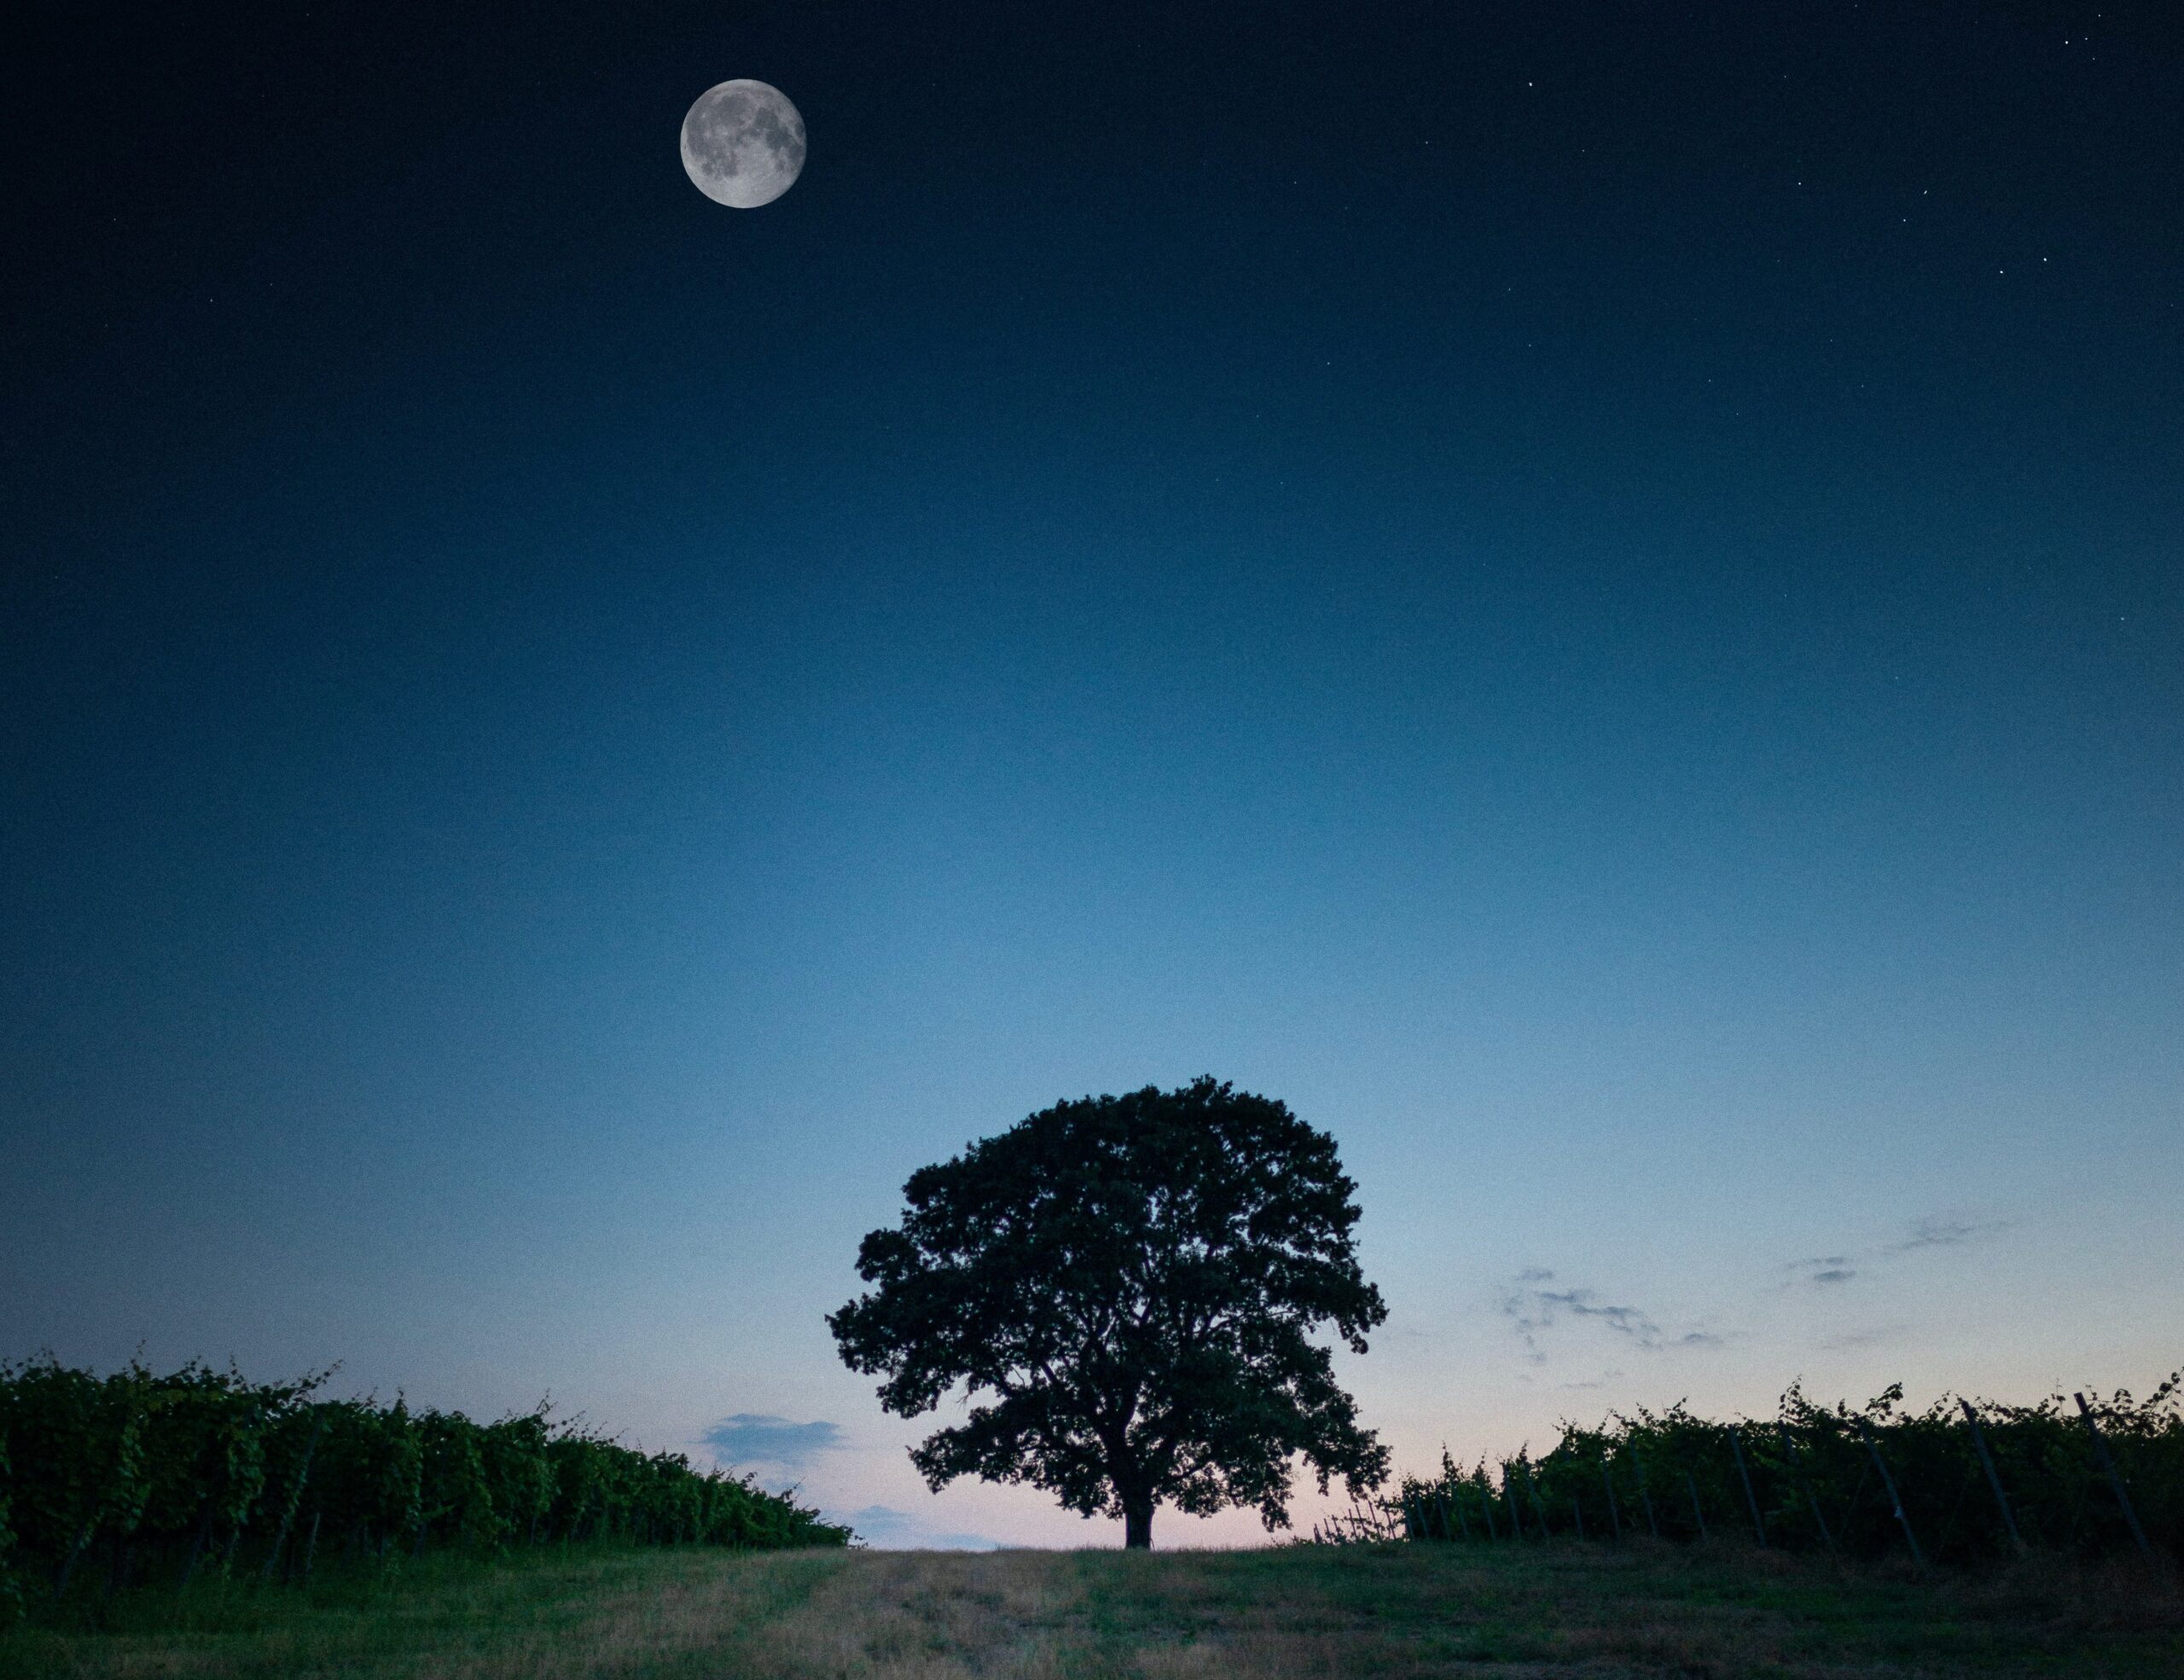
xmin=0 ymin=1415 xmax=18 ymax=1625
xmin=0 ymin=1356 xmax=848 ymax=1617
xmin=830 ymin=1077 xmax=1390 ymax=1549
xmin=1391 ymin=1371 xmax=2184 ymax=1564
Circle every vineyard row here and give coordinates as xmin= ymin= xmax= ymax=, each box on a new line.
xmin=0 ymin=1357 xmax=851 ymax=1620
xmin=1332 ymin=1374 xmax=2184 ymax=1567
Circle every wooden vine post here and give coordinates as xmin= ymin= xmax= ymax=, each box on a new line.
xmin=2075 ymin=1392 xmax=2154 ymax=1561
xmin=1521 ymin=1461 xmax=1553 ymax=1540
xmin=1629 ymin=1447 xmax=1660 ymax=1538
xmin=1858 ymin=1418 xmax=1926 ymax=1568
xmin=1775 ymin=1421 xmax=1838 ymax=1560
xmin=1957 ymin=1398 xmax=2025 ymax=1555
xmin=1728 ymin=1427 xmax=1767 ymax=1546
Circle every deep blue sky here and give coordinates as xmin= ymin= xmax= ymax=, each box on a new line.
xmin=4 ymin=2 xmax=2178 ymax=1547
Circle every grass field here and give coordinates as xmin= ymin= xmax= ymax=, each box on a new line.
xmin=5 ymin=1539 xmax=2179 ymax=1679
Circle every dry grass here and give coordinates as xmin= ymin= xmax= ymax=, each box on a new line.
xmin=5 ymin=1538 xmax=2180 ymax=1679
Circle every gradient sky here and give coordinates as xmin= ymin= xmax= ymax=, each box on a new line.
xmin=4 ymin=2 xmax=2179 ymax=1549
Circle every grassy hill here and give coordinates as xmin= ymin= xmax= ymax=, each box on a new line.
xmin=4 ymin=1538 xmax=2179 ymax=1678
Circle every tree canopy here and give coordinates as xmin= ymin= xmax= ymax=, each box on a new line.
xmin=828 ymin=1077 xmax=1388 ymax=1548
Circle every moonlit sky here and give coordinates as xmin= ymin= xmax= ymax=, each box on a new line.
xmin=4 ymin=3 xmax=2178 ymax=1549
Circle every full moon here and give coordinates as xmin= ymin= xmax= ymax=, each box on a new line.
xmin=680 ymin=80 xmax=805 ymax=209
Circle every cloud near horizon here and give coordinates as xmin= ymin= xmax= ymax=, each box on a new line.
xmin=839 ymin=1505 xmax=1004 ymax=1552
xmin=700 ymin=1414 xmax=845 ymax=1474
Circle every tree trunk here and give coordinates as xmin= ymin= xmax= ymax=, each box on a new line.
xmin=1124 ymin=1499 xmax=1153 ymax=1549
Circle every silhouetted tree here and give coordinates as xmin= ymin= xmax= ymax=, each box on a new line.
xmin=828 ymin=1077 xmax=1388 ymax=1549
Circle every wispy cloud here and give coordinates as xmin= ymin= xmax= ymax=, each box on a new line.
xmin=839 ymin=1504 xmax=1003 ymax=1551
xmin=1498 ymin=1271 xmax=1722 ymax=1363
xmin=1887 ymin=1216 xmax=2007 ymax=1255
xmin=700 ymin=1415 xmax=844 ymax=1474
xmin=1500 ymin=1275 xmax=1653 ymax=1359
xmin=1783 ymin=1215 xmax=2009 ymax=1290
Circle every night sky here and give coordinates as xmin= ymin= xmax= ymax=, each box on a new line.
xmin=5 ymin=2 xmax=2178 ymax=1549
